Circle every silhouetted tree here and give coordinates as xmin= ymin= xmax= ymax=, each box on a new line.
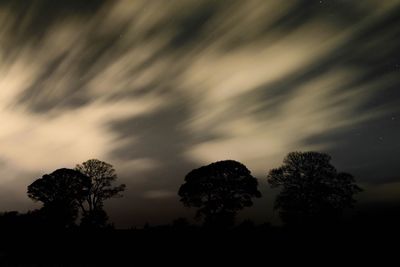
xmin=75 ymin=159 xmax=125 ymax=227
xmin=267 ymin=151 xmax=362 ymax=227
xmin=179 ymin=160 xmax=261 ymax=229
xmin=27 ymin=168 xmax=90 ymax=228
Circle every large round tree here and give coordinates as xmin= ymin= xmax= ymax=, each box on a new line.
xmin=267 ymin=151 xmax=362 ymax=226
xmin=27 ymin=168 xmax=91 ymax=228
xmin=179 ymin=160 xmax=261 ymax=228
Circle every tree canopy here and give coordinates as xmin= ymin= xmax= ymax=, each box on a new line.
xmin=267 ymin=151 xmax=362 ymax=226
xmin=179 ymin=160 xmax=261 ymax=228
xmin=27 ymin=168 xmax=90 ymax=228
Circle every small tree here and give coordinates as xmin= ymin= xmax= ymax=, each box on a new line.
xmin=267 ymin=151 xmax=362 ymax=226
xmin=27 ymin=168 xmax=90 ymax=228
xmin=178 ymin=160 xmax=261 ymax=228
xmin=75 ymin=159 xmax=125 ymax=227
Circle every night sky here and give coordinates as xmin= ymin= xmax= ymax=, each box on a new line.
xmin=0 ymin=0 xmax=399 ymax=228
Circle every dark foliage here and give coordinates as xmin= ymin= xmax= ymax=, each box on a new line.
xmin=179 ymin=160 xmax=261 ymax=228
xmin=27 ymin=168 xmax=91 ymax=228
xmin=267 ymin=151 xmax=362 ymax=226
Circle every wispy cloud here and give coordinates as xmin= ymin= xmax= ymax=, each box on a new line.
xmin=0 ymin=0 xmax=399 ymax=226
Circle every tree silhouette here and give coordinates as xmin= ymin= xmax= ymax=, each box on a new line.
xmin=27 ymin=168 xmax=90 ymax=228
xmin=178 ymin=160 xmax=261 ymax=228
xmin=75 ymin=159 xmax=125 ymax=227
xmin=267 ymin=151 xmax=362 ymax=226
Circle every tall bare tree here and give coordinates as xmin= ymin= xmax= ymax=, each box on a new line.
xmin=75 ymin=159 xmax=125 ymax=227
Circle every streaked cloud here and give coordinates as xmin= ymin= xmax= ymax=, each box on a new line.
xmin=0 ymin=0 xmax=399 ymax=226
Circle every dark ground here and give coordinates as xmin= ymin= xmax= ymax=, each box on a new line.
xmin=0 ymin=218 xmax=399 ymax=266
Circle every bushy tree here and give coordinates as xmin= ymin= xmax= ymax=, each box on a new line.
xmin=179 ymin=160 xmax=261 ymax=228
xmin=267 ymin=152 xmax=362 ymax=226
xmin=27 ymin=168 xmax=90 ymax=228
